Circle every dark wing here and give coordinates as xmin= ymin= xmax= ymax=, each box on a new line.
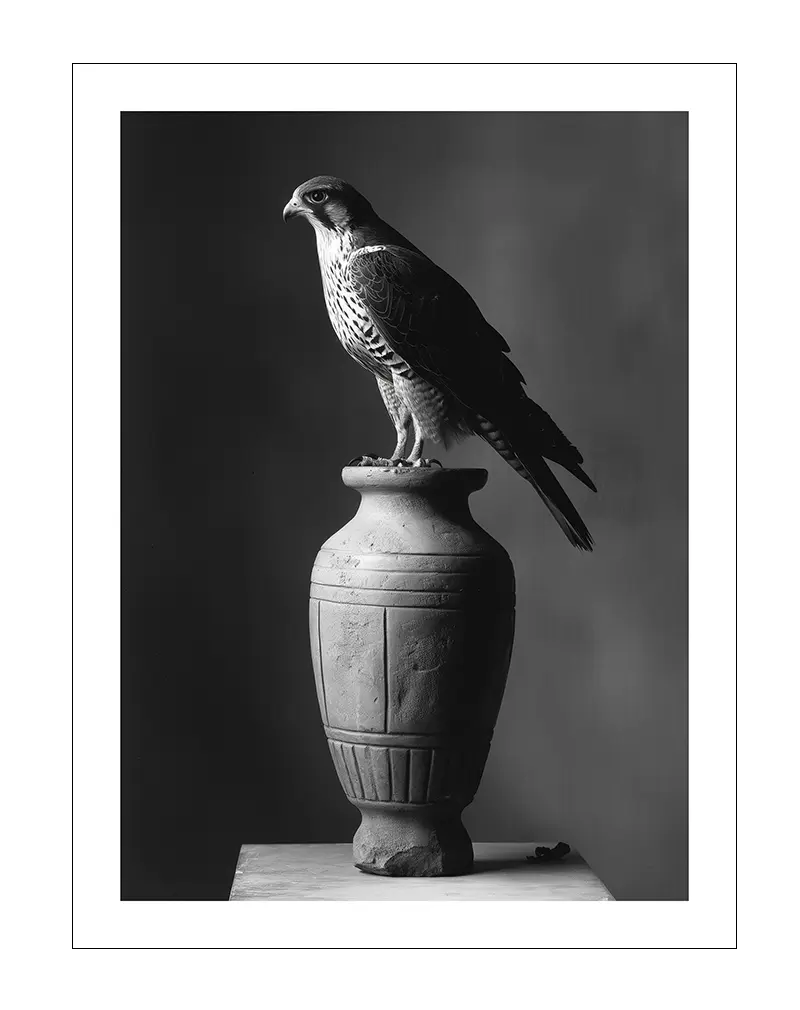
xmin=350 ymin=245 xmax=509 ymax=371
xmin=348 ymin=245 xmax=591 ymax=483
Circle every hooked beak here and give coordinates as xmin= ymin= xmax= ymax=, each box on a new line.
xmin=283 ymin=197 xmax=302 ymax=222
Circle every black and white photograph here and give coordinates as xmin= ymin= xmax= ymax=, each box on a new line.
xmin=65 ymin=59 xmax=747 ymax=965
xmin=122 ymin=109 xmax=687 ymax=902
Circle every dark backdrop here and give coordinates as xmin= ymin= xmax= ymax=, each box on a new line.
xmin=122 ymin=112 xmax=687 ymax=900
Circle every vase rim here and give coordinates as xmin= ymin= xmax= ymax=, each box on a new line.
xmin=341 ymin=465 xmax=488 ymax=493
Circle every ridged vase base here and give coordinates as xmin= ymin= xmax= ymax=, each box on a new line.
xmin=352 ymin=803 xmax=474 ymax=877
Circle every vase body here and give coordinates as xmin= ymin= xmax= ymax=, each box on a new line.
xmin=309 ymin=466 xmax=515 ymax=876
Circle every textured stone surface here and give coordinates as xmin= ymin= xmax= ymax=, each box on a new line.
xmin=352 ymin=804 xmax=473 ymax=876
xmin=309 ymin=466 xmax=516 ymax=876
xmin=229 ymin=843 xmax=615 ymax=900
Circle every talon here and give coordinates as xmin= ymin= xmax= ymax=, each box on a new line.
xmin=348 ymin=455 xmax=441 ymax=469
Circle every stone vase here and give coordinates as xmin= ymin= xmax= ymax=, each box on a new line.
xmin=309 ymin=466 xmax=515 ymax=876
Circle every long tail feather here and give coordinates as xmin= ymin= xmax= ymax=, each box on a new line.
xmin=513 ymin=395 xmax=598 ymax=493
xmin=475 ymin=415 xmax=594 ymax=550
xmin=518 ymin=456 xmax=594 ymax=551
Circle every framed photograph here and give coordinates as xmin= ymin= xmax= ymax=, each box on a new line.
xmin=72 ymin=62 xmax=736 ymax=952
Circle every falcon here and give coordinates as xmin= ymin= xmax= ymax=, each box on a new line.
xmin=283 ymin=176 xmax=597 ymax=550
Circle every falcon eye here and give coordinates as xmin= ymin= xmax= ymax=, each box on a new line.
xmin=307 ymin=190 xmax=328 ymax=204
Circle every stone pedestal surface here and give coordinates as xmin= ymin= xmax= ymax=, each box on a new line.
xmin=229 ymin=843 xmax=614 ymax=901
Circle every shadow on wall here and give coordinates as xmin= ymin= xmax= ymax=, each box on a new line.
xmin=122 ymin=111 xmax=687 ymax=900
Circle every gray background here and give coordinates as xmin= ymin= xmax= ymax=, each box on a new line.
xmin=122 ymin=111 xmax=687 ymax=899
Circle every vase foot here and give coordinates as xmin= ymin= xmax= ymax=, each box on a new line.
xmin=353 ymin=804 xmax=473 ymax=877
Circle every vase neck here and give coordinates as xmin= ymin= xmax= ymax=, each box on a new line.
xmin=322 ymin=466 xmax=504 ymax=558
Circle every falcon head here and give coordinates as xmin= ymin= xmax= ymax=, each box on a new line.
xmin=283 ymin=176 xmax=374 ymax=232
